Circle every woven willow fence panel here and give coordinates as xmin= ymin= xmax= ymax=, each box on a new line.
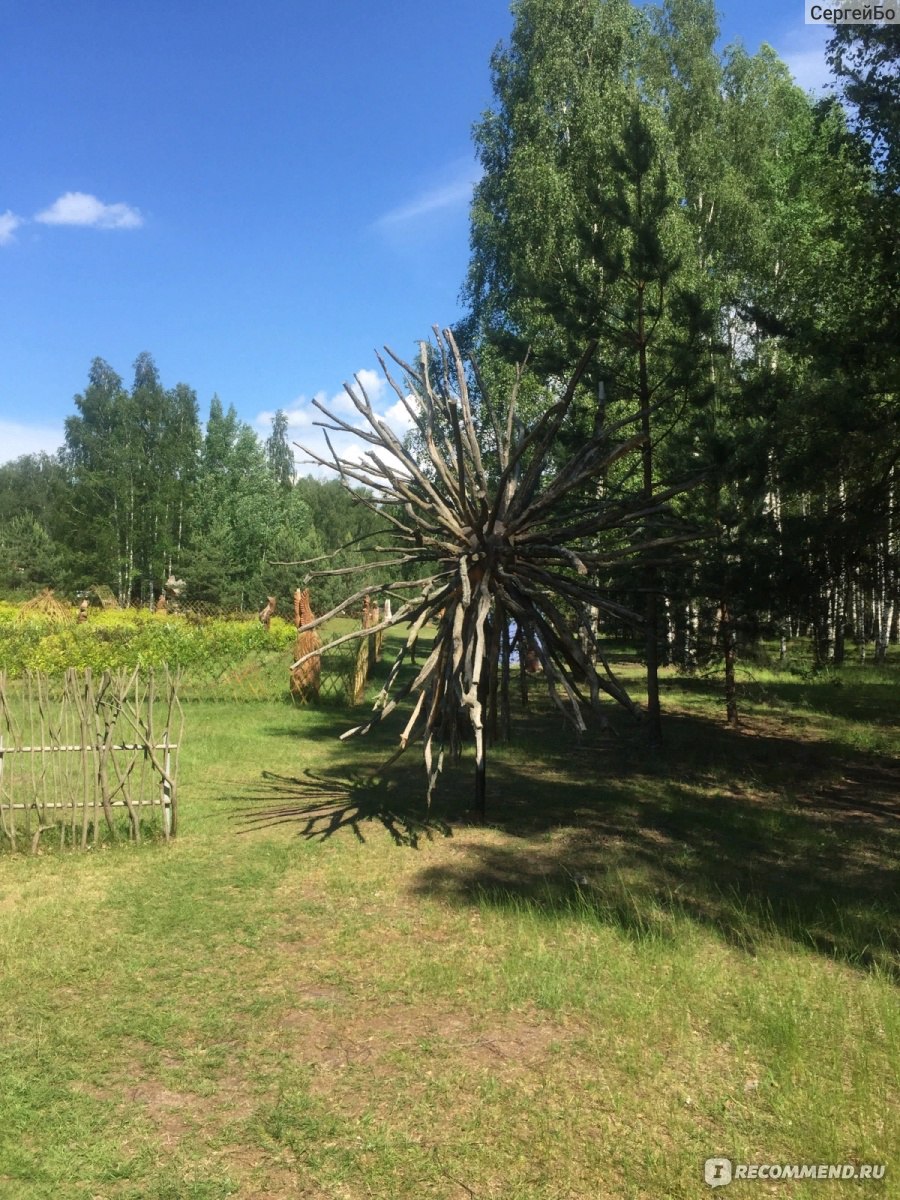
xmin=288 ymin=636 xmax=378 ymax=706
xmin=0 ymin=668 xmax=182 ymax=852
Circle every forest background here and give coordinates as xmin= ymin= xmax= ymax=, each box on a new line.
xmin=0 ymin=3 xmax=897 ymax=676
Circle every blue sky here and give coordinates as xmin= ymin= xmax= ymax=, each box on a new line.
xmin=0 ymin=1 xmax=831 ymax=468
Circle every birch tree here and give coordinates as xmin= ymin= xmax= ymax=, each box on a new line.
xmin=465 ymin=0 xmax=711 ymax=742
xmin=63 ymin=356 xmax=200 ymax=603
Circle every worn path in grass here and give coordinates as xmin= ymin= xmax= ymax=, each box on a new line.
xmin=0 ymin=654 xmax=897 ymax=1199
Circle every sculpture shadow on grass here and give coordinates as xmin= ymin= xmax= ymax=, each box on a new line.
xmin=403 ymin=708 xmax=900 ymax=980
xmin=234 ymin=767 xmax=454 ymax=849
xmin=237 ymin=685 xmax=898 ymax=977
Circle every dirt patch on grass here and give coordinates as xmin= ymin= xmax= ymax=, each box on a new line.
xmin=128 ymin=1081 xmax=193 ymax=1120
xmin=277 ymin=998 xmax=577 ymax=1094
xmin=219 ymin=1162 xmax=334 ymax=1200
xmin=0 ymin=885 xmax=27 ymax=914
xmin=71 ymin=1058 xmax=270 ymax=1156
xmin=75 ymin=1079 xmax=197 ymax=1147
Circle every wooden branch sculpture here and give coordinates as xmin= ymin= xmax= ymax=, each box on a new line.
xmin=291 ymin=328 xmax=692 ymax=818
xmin=258 ymin=595 xmax=277 ymax=631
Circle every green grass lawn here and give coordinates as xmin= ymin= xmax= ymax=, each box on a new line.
xmin=0 ymin=636 xmax=897 ymax=1198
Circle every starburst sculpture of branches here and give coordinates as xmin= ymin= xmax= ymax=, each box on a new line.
xmin=291 ymin=328 xmax=692 ymax=818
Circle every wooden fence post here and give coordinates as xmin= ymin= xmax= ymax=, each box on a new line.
xmin=161 ymin=731 xmax=173 ymax=841
xmin=0 ymin=734 xmax=11 ymax=851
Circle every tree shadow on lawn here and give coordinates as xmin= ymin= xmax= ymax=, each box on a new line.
xmin=408 ymin=709 xmax=900 ymax=978
xmin=237 ymin=687 xmax=899 ymax=977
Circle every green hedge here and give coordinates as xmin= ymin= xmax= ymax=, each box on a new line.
xmin=0 ymin=608 xmax=295 ymax=676
xmin=0 ymin=607 xmax=370 ymax=703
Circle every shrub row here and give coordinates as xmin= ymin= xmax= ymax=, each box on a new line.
xmin=0 ymin=606 xmax=297 ymax=676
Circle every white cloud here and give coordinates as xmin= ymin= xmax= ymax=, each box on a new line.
xmin=383 ymin=398 xmax=414 ymax=432
xmin=375 ymin=178 xmax=475 ymax=228
xmin=257 ymin=405 xmax=314 ymax=430
xmin=0 ymin=211 xmax=23 ymax=245
xmin=340 ymin=442 xmax=373 ymax=467
xmin=255 ymin=367 xmax=416 ymax=480
xmin=326 ymin=386 xmax=360 ymax=418
xmin=353 ymin=368 xmax=387 ymax=404
xmin=775 ymin=24 xmax=832 ymax=95
xmin=783 ymin=47 xmax=831 ymax=94
xmin=373 ymin=157 xmax=482 ymax=231
xmin=0 ymin=420 xmax=64 ymax=464
xmin=35 ymin=191 xmax=143 ymax=230
xmin=341 ymin=439 xmax=411 ymax=482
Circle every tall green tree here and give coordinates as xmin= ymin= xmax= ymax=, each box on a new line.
xmin=265 ymin=409 xmax=296 ymax=489
xmin=63 ymin=358 xmax=137 ymax=601
xmin=587 ymin=104 xmax=712 ymax=741
xmin=828 ymin=22 xmax=900 ymax=190
xmin=183 ymin=399 xmax=318 ymax=611
xmin=466 ymin=0 xmax=717 ymax=741
xmin=129 ymin=353 xmax=200 ymax=603
xmin=63 ymin=355 xmax=201 ymax=602
xmin=826 ymin=22 xmax=899 ymax=662
xmin=0 ymin=452 xmax=67 ymax=526
xmin=0 ymin=514 xmax=65 ymax=595
xmin=756 ymin=87 xmax=900 ymax=665
xmin=669 ymin=42 xmax=818 ymax=701
xmin=462 ymin=0 xmax=900 ymax=717
xmin=0 ymin=453 xmax=69 ymax=595
xmin=466 ymin=0 xmax=641 ymax=373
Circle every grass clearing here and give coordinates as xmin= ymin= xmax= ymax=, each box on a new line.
xmin=0 ymin=636 xmax=897 ymax=1198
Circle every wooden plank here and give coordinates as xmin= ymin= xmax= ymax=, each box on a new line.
xmin=0 ymin=743 xmax=179 ymax=754
xmin=0 ymin=798 xmax=166 ymax=811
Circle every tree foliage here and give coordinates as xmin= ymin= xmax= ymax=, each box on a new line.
xmin=462 ymin=0 xmax=900 ymax=719
xmin=0 ymin=0 xmax=897 ymax=712
xmin=0 ymin=365 xmax=382 ymax=617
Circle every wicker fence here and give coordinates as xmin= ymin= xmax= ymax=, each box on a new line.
xmin=0 ymin=668 xmax=182 ymax=852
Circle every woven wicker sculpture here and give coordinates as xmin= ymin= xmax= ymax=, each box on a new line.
xmin=290 ymin=588 xmax=321 ymax=700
